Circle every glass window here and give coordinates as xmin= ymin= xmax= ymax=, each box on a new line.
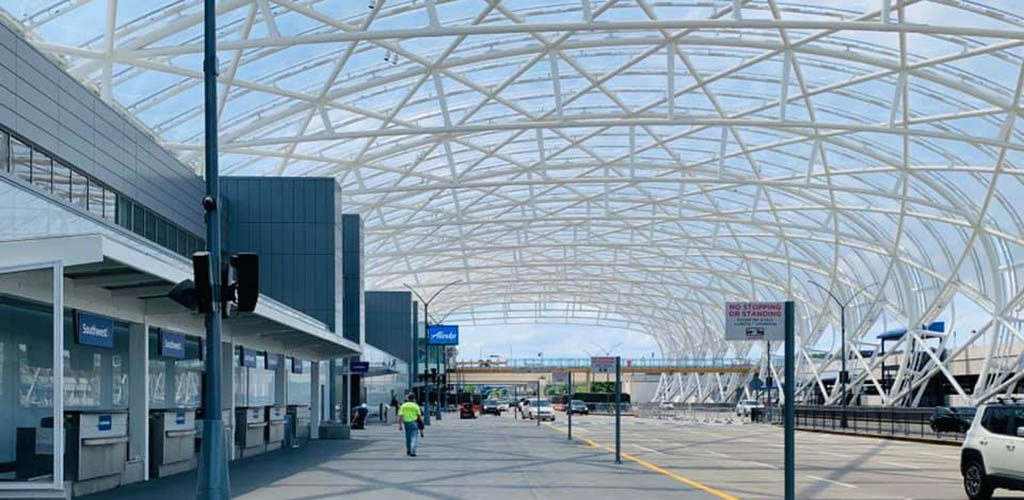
xmin=103 ymin=187 xmax=117 ymax=222
xmin=983 ymin=407 xmax=1012 ymax=435
xmin=187 ymin=236 xmax=198 ymax=256
xmin=0 ymin=130 xmax=8 ymax=172
xmin=177 ymin=228 xmax=188 ymax=256
xmin=166 ymin=223 xmax=177 ymax=252
xmin=31 ymin=149 xmax=52 ymax=193
xmin=116 ymin=196 xmax=132 ymax=229
xmin=87 ymin=179 xmax=105 ymax=218
xmin=52 ymin=161 xmax=71 ymax=202
xmin=145 ymin=210 xmax=157 ymax=241
xmin=156 ymin=218 xmax=168 ymax=246
xmin=70 ymin=169 xmax=87 ymax=208
xmin=132 ymin=205 xmax=145 ymax=235
xmin=11 ymin=137 xmax=32 ymax=184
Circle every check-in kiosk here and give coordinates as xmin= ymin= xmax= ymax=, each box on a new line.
xmin=235 ymin=407 xmax=267 ymax=458
xmin=287 ymin=405 xmax=311 ymax=443
xmin=149 ymin=409 xmax=196 ymax=477
xmin=64 ymin=410 xmax=129 ymax=497
xmin=265 ymin=406 xmax=285 ymax=452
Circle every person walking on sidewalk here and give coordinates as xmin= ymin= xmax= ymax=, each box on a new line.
xmin=398 ymin=394 xmax=423 ymax=456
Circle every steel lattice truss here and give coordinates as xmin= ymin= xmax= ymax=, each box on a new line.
xmin=9 ymin=0 xmax=1024 ymax=406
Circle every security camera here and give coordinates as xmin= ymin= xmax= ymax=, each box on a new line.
xmin=201 ymin=195 xmax=217 ymax=211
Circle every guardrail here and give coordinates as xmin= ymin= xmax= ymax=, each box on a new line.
xmin=454 ymin=357 xmax=755 ymax=371
xmin=770 ymin=405 xmax=965 ymax=442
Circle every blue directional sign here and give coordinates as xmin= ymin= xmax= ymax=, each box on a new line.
xmin=158 ymin=329 xmax=186 ymax=359
xmin=76 ymin=311 xmax=114 ymax=348
xmin=351 ymin=361 xmax=370 ymax=373
xmin=427 ymin=325 xmax=459 ymax=345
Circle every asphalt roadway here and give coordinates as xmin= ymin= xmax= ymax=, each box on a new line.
xmin=80 ymin=409 xmax=1024 ymax=500
xmin=544 ymin=412 xmax=1022 ymax=500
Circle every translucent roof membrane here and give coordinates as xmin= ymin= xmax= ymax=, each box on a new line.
xmin=7 ymin=0 xmax=1024 ymax=404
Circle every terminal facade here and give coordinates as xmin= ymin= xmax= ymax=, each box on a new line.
xmin=0 ymin=18 xmax=418 ymax=499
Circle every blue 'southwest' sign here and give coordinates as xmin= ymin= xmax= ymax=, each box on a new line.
xmin=291 ymin=357 xmax=304 ymax=374
xmin=350 ymin=361 xmax=370 ymax=373
xmin=76 ymin=311 xmax=114 ymax=348
xmin=175 ymin=411 xmax=186 ymax=425
xmin=427 ymin=325 xmax=459 ymax=345
xmin=240 ymin=348 xmax=257 ymax=367
xmin=158 ymin=329 xmax=186 ymax=359
xmin=98 ymin=414 xmax=112 ymax=431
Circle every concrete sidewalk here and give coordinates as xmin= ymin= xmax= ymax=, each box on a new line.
xmin=82 ymin=413 xmax=707 ymax=499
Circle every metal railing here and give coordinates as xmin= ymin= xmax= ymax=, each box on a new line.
xmin=770 ymin=405 xmax=966 ymax=442
xmin=454 ymin=357 xmax=755 ymax=370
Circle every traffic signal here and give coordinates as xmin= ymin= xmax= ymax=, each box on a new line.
xmin=192 ymin=251 xmax=214 ymax=314
xmin=167 ymin=252 xmax=259 ymax=314
xmin=231 ymin=253 xmax=259 ymax=312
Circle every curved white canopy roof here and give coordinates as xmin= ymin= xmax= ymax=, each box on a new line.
xmin=7 ymin=0 xmax=1024 ymax=403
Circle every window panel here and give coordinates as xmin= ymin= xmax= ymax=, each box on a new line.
xmin=116 ymin=196 xmax=132 ymax=229
xmin=177 ymin=228 xmax=187 ymax=255
xmin=31 ymin=149 xmax=53 ymax=193
xmin=156 ymin=218 xmax=168 ymax=246
xmin=70 ymin=169 xmax=87 ymax=208
xmin=52 ymin=161 xmax=71 ymax=202
xmin=103 ymin=188 xmax=117 ymax=222
xmin=145 ymin=210 xmax=157 ymax=241
xmin=87 ymin=179 xmax=105 ymax=218
xmin=165 ymin=223 xmax=176 ymax=252
xmin=0 ymin=131 xmax=8 ymax=172
xmin=132 ymin=205 xmax=145 ymax=235
xmin=11 ymin=137 xmax=31 ymax=184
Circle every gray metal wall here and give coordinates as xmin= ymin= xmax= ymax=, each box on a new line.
xmin=222 ymin=177 xmax=339 ymax=330
xmin=365 ymin=291 xmax=413 ymax=363
xmin=0 ymin=20 xmax=204 ymax=235
xmin=341 ymin=214 xmax=363 ymax=344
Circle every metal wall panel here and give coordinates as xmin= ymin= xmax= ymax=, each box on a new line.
xmin=223 ymin=177 xmax=339 ymax=330
xmin=365 ymin=291 xmax=413 ymax=363
xmin=0 ymin=21 xmax=204 ymax=235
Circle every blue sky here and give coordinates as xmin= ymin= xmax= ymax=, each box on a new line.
xmin=455 ymin=323 xmax=662 ymax=361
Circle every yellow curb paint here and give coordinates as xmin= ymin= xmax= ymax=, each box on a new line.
xmin=541 ymin=423 xmax=740 ymax=500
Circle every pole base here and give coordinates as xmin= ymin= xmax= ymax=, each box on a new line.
xmin=196 ymin=418 xmax=230 ymax=500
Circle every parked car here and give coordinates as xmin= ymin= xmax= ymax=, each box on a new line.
xmin=567 ymin=399 xmax=589 ymax=415
xmin=527 ymin=399 xmax=555 ymax=421
xmin=496 ymin=399 xmax=510 ymax=412
xmin=460 ymin=403 xmax=476 ymax=419
xmin=736 ymin=399 xmax=765 ymax=416
xmin=960 ymin=401 xmax=1024 ymax=499
xmin=481 ymin=400 xmax=501 ymax=415
xmin=931 ymin=406 xmax=975 ymax=433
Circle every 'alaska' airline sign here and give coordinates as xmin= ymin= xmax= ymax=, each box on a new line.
xmin=427 ymin=325 xmax=459 ymax=345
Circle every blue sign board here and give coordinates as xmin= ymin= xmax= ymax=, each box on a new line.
xmin=158 ymin=329 xmax=186 ymax=359
xmin=351 ymin=361 xmax=370 ymax=373
xmin=98 ymin=414 xmax=112 ymax=431
xmin=291 ymin=357 xmax=304 ymax=374
xmin=241 ymin=348 xmax=257 ymax=368
xmin=427 ymin=325 xmax=459 ymax=345
xmin=267 ymin=353 xmax=280 ymax=370
xmin=76 ymin=311 xmax=114 ymax=348
xmin=175 ymin=411 xmax=185 ymax=425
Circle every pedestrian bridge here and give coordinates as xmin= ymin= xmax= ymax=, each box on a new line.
xmin=452 ymin=358 xmax=756 ymax=374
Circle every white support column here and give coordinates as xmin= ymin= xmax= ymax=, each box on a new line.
xmin=310 ymin=361 xmax=321 ymax=439
xmin=128 ymin=321 xmax=149 ymax=480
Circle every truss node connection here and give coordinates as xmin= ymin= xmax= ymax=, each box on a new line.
xmin=10 ymin=0 xmax=1024 ymax=406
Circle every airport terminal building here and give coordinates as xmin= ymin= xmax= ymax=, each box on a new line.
xmin=0 ymin=17 xmax=415 ymax=499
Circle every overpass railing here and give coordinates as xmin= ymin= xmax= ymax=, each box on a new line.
xmin=454 ymin=357 xmax=755 ymax=370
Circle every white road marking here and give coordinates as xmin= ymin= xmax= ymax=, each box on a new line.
xmin=632 ymin=444 xmax=664 ymax=455
xmin=880 ymin=460 xmax=921 ymax=470
xmin=706 ymin=450 xmax=731 ymax=458
xmin=749 ymin=461 xmax=779 ymax=470
xmin=806 ymin=475 xmax=858 ymax=488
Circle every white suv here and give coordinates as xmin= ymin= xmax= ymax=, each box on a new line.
xmin=961 ymin=402 xmax=1024 ymax=499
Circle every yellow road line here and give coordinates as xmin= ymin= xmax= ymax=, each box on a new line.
xmin=541 ymin=423 xmax=741 ymax=500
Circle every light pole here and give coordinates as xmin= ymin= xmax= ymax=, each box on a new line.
xmin=405 ymin=280 xmax=462 ymax=423
xmin=808 ymin=281 xmax=876 ymax=429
